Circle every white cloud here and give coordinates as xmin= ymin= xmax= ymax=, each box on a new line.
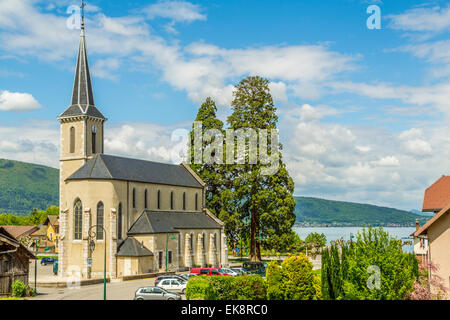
xmin=143 ymin=1 xmax=206 ymax=23
xmin=371 ymin=156 xmax=400 ymax=167
xmin=91 ymin=58 xmax=121 ymax=80
xmin=329 ymin=81 xmax=450 ymax=118
xmin=388 ymin=5 xmax=450 ymax=33
xmin=104 ymin=122 xmax=191 ymax=164
xmin=0 ymin=90 xmax=43 ymax=112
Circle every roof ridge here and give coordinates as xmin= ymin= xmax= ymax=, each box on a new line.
xmin=97 ymin=154 xmax=113 ymax=179
xmin=131 ymin=237 xmax=138 ymax=255
xmin=88 ymin=154 xmax=99 ymax=177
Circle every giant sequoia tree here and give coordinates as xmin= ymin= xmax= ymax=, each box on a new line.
xmin=188 ymin=77 xmax=297 ymax=259
xmin=227 ymin=76 xmax=296 ymax=261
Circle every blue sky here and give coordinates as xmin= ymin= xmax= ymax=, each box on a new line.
xmin=1 ymin=0 xmax=450 ymax=210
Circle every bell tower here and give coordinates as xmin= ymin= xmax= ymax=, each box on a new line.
xmin=58 ymin=18 xmax=107 ymax=183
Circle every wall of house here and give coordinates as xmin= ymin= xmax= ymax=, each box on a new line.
xmin=427 ymin=211 xmax=450 ymax=291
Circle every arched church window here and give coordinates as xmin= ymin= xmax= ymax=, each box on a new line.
xmin=144 ymin=189 xmax=148 ymax=209
xmin=70 ymin=126 xmax=75 ymax=154
xmin=132 ymin=188 xmax=136 ymax=209
xmin=170 ymin=191 xmax=174 ymax=210
xmin=214 ymin=233 xmax=217 ymax=249
xmin=157 ymin=190 xmax=161 ymax=209
xmin=190 ymin=233 xmax=194 ymax=253
xmin=96 ymin=202 xmax=104 ymax=240
xmin=91 ymin=124 xmax=97 ymax=154
xmin=195 ymin=193 xmax=198 ymax=211
xmin=202 ymin=233 xmax=206 ymax=250
xmin=118 ymin=203 xmax=123 ymax=240
xmin=183 ymin=192 xmax=186 ymax=211
xmin=74 ymin=199 xmax=82 ymax=240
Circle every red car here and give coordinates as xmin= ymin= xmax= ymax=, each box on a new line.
xmin=190 ymin=267 xmax=230 ymax=276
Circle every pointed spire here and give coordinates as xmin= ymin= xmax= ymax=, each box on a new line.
xmin=70 ymin=20 xmax=95 ymax=110
xmin=59 ymin=3 xmax=106 ymax=120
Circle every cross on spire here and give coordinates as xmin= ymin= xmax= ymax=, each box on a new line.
xmin=80 ymin=0 xmax=86 ymax=28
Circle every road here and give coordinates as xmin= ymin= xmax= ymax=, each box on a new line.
xmin=30 ymin=276 xmax=185 ymax=300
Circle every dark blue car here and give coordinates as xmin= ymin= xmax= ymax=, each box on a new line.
xmin=41 ymin=257 xmax=57 ymax=266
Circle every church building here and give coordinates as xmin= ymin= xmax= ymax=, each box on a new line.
xmin=57 ymin=20 xmax=228 ymax=280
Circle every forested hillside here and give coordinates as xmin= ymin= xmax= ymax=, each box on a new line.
xmin=0 ymin=159 xmax=59 ymax=215
xmin=294 ymin=196 xmax=429 ymax=226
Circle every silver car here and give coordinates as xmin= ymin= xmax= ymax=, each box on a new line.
xmin=134 ymin=286 xmax=181 ymax=300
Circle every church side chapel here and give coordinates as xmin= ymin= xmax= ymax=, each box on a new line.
xmin=57 ymin=18 xmax=228 ymax=279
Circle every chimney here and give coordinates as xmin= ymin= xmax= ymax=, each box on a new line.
xmin=416 ymin=219 xmax=420 ymax=232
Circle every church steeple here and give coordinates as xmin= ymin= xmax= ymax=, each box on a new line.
xmin=59 ymin=3 xmax=106 ymax=166
xmin=71 ymin=21 xmax=95 ymax=109
xmin=59 ymin=11 xmax=105 ymax=120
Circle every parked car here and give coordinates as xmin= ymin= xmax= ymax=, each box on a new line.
xmin=156 ymin=278 xmax=187 ymax=294
xmin=179 ymin=273 xmax=197 ymax=281
xmin=134 ymin=286 xmax=181 ymax=300
xmin=190 ymin=267 xmax=230 ymax=276
xmin=219 ymin=268 xmax=239 ymax=276
xmin=231 ymin=268 xmax=246 ymax=275
xmin=242 ymin=262 xmax=267 ymax=276
xmin=41 ymin=257 xmax=57 ymax=266
xmin=154 ymin=275 xmax=187 ymax=286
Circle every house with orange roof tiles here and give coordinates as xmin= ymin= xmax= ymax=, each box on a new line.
xmin=413 ymin=175 xmax=450 ymax=294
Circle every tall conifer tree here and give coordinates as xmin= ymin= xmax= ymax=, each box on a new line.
xmin=227 ymin=76 xmax=296 ymax=261
xmin=188 ymin=97 xmax=243 ymax=247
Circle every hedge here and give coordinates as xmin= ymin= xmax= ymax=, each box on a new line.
xmin=186 ymin=275 xmax=267 ymax=300
xmin=185 ymin=276 xmax=217 ymax=300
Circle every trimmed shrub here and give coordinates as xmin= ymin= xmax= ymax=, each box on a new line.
xmin=267 ymin=254 xmax=320 ymax=300
xmin=185 ymin=276 xmax=217 ymax=300
xmin=209 ymin=276 xmax=235 ymax=300
xmin=231 ymin=275 xmax=267 ymax=300
xmin=11 ymin=280 xmax=27 ymax=298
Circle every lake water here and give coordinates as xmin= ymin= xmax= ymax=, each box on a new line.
xmin=293 ymin=226 xmax=415 ymax=253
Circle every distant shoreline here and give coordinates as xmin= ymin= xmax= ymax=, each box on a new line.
xmin=294 ymin=223 xmax=418 ymax=228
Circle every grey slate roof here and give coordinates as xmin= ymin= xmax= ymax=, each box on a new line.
xmin=66 ymin=154 xmax=203 ymax=188
xmin=59 ymin=24 xmax=106 ymax=120
xmin=116 ymin=237 xmax=153 ymax=257
xmin=128 ymin=210 xmax=222 ymax=235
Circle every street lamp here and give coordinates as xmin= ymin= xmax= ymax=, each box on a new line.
xmin=34 ymin=238 xmax=40 ymax=296
xmin=88 ymin=225 xmax=107 ymax=300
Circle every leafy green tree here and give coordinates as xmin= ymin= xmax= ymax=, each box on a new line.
xmin=0 ymin=206 xmax=59 ymax=226
xmin=227 ymin=76 xmax=296 ymax=260
xmin=305 ymin=232 xmax=326 ymax=249
xmin=342 ymin=226 xmax=418 ymax=300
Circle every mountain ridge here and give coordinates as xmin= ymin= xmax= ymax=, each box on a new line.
xmin=294 ymin=196 xmax=430 ymax=227
xmin=0 ymin=158 xmax=59 ymax=215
